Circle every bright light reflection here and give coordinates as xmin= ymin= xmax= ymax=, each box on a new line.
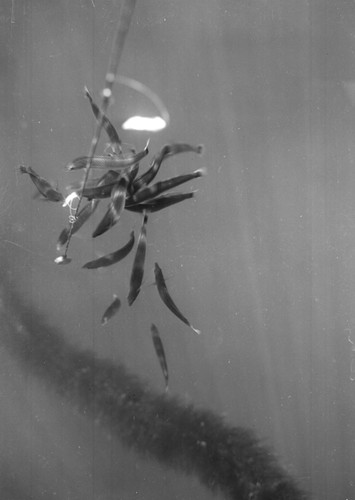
xmin=122 ymin=115 xmax=167 ymax=132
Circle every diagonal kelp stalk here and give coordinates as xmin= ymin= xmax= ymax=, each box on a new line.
xmin=63 ymin=0 xmax=137 ymax=260
xmin=0 ymin=271 xmax=308 ymax=500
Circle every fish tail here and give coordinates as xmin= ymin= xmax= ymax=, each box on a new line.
xmin=191 ymin=325 xmax=201 ymax=335
xmin=194 ymin=167 xmax=207 ymax=176
xmin=84 ymin=86 xmax=92 ymax=101
xmin=128 ymin=285 xmax=141 ymax=306
xmin=196 ymin=144 xmax=205 ymax=155
xmin=18 ymin=165 xmax=28 ymax=174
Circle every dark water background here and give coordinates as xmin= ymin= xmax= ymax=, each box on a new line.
xmin=0 ymin=0 xmax=354 ymax=498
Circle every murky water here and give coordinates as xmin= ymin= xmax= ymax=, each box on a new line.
xmin=0 ymin=1 xmax=354 ymax=498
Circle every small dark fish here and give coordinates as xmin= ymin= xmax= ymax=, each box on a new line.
xmin=154 ymin=262 xmax=200 ymax=334
xmin=65 ymin=178 xmax=100 ymax=193
xmin=57 ymin=199 xmax=100 ymax=249
xmin=126 ymin=162 xmax=140 ymax=194
xmin=127 ymin=212 xmax=148 ymax=306
xmin=19 ymin=165 xmax=64 ymax=202
xmin=85 ymin=87 xmax=122 ymax=154
xmin=92 ymin=175 xmax=129 ymax=238
xmin=101 ymin=294 xmax=121 ymax=325
xmin=83 ymin=231 xmax=135 ymax=269
xmin=66 ymin=141 xmax=149 ymax=171
xmin=127 ymin=168 xmax=206 ymax=206
xmin=163 ymin=142 xmax=204 ymax=157
xmin=132 ymin=142 xmax=204 ymax=193
xmin=66 ymin=170 xmax=120 ymax=197
xmin=126 ymin=191 xmax=195 ymax=213
xmin=151 ymin=323 xmax=169 ymax=392
xmin=81 ymin=170 xmax=121 ymax=200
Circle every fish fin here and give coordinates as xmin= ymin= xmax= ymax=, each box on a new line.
xmin=194 ymin=167 xmax=207 ymax=176
xmin=191 ymin=325 xmax=201 ymax=335
xmin=18 ymin=165 xmax=28 ymax=174
xmin=196 ymin=144 xmax=205 ymax=155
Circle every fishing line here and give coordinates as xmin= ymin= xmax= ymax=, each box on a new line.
xmin=58 ymin=0 xmax=137 ymax=265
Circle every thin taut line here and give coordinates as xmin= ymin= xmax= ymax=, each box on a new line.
xmin=61 ymin=0 xmax=137 ymax=262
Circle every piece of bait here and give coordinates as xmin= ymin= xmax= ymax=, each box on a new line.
xmin=126 ymin=191 xmax=195 ymax=213
xmin=54 ymin=255 xmax=72 ymax=265
xmin=154 ymin=262 xmax=201 ymax=335
xmin=101 ymin=294 xmax=121 ymax=326
xmin=132 ymin=143 xmax=204 ymax=193
xmin=66 ymin=140 xmax=149 ymax=171
xmin=92 ymin=176 xmax=129 ymax=238
xmin=150 ymin=323 xmax=169 ymax=392
xmin=84 ymin=86 xmax=122 ymax=154
xmin=19 ymin=165 xmax=64 ymax=202
xmin=127 ymin=212 xmax=148 ymax=306
xmin=57 ymin=199 xmax=100 ymax=249
xmin=127 ymin=168 xmax=206 ymax=206
xmin=83 ymin=230 xmax=135 ymax=269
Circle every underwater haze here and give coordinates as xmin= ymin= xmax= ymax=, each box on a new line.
xmin=0 ymin=0 xmax=354 ymax=498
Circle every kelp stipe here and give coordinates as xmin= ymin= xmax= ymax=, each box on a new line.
xmin=0 ymin=272 xmax=308 ymax=500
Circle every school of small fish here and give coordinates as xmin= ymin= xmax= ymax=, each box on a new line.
xmin=19 ymin=88 xmax=205 ymax=391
